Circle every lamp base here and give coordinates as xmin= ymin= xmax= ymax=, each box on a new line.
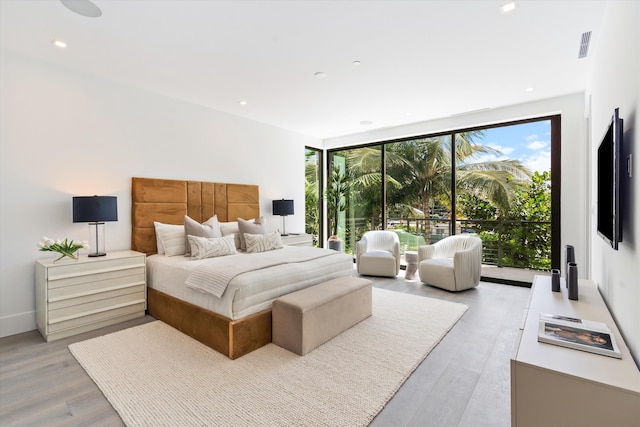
xmin=89 ymin=252 xmax=106 ymax=257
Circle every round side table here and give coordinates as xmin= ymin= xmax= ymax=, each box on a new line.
xmin=404 ymin=251 xmax=419 ymax=281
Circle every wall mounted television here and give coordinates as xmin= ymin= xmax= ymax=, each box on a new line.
xmin=596 ymin=108 xmax=623 ymax=250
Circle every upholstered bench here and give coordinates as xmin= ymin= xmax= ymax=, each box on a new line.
xmin=272 ymin=276 xmax=372 ymax=356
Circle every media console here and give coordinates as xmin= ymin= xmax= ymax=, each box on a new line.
xmin=510 ymin=275 xmax=640 ymax=426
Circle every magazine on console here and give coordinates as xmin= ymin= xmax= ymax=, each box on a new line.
xmin=537 ymin=313 xmax=621 ymax=359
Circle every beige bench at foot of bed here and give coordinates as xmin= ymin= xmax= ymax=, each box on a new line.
xmin=272 ymin=276 xmax=373 ymax=356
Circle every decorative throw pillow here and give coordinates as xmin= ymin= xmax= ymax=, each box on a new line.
xmin=237 ymin=217 xmax=266 ymax=251
xmin=154 ymin=222 xmax=185 ymax=256
xmin=245 ymin=231 xmax=283 ymax=253
xmin=184 ymin=215 xmax=221 ymax=256
xmin=220 ymin=221 xmax=242 ymax=250
xmin=188 ymin=235 xmax=236 ymax=260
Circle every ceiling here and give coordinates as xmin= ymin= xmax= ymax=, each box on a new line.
xmin=0 ymin=0 xmax=608 ymax=139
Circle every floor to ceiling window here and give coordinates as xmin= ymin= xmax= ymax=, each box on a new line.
xmin=304 ymin=147 xmax=322 ymax=247
xmin=455 ymin=121 xmax=553 ymax=270
xmin=326 ymin=116 xmax=559 ymax=271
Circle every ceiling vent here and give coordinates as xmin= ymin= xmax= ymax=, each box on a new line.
xmin=578 ymin=31 xmax=591 ymax=59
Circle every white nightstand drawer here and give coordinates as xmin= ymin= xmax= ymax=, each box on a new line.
xmin=48 ymin=284 xmax=145 ymax=311
xmin=282 ymin=234 xmax=314 ymax=247
xmin=46 ymin=255 xmax=145 ymax=281
xmin=48 ymin=290 xmax=146 ymax=324
xmin=47 ymin=266 xmax=144 ymax=290
xmin=47 ymin=301 xmax=146 ymax=334
xmin=48 ymin=273 xmax=144 ymax=301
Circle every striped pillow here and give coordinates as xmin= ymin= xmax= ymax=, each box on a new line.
xmin=245 ymin=231 xmax=283 ymax=253
xmin=188 ymin=235 xmax=237 ymax=260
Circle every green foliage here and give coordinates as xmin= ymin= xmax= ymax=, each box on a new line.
xmin=326 ymin=164 xmax=348 ymax=237
xmin=304 ymin=149 xmax=321 ymax=245
xmin=462 ymin=171 xmax=552 ymax=270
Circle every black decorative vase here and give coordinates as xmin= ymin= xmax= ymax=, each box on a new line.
xmin=565 ymin=245 xmax=575 ymax=287
xmin=551 ymin=269 xmax=561 ymax=292
xmin=567 ymin=262 xmax=579 ymax=300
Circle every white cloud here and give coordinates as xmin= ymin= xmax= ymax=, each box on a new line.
xmin=488 ymin=144 xmax=515 ymax=155
xmin=526 ymin=140 xmax=548 ymax=150
xmin=521 ymin=150 xmax=551 ymax=173
xmin=526 ymin=134 xmax=539 ymax=141
xmin=471 ymin=153 xmax=510 ymax=164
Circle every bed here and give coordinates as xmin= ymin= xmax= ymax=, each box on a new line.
xmin=131 ymin=177 xmax=353 ymax=359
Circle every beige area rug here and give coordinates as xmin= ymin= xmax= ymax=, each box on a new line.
xmin=69 ymin=288 xmax=468 ymax=427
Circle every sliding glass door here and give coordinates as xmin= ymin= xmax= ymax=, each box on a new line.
xmin=327 ymin=146 xmax=383 ymax=254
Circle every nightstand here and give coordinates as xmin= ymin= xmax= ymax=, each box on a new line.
xmin=281 ymin=234 xmax=314 ymax=247
xmin=35 ymin=250 xmax=146 ymax=342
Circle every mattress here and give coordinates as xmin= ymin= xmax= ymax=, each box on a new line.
xmin=147 ymin=246 xmax=354 ymax=319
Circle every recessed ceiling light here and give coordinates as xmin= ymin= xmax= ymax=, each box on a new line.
xmin=525 ymin=87 xmax=534 ymax=92
xmin=53 ymin=40 xmax=67 ymax=48
xmin=60 ymin=0 xmax=102 ymax=18
xmin=500 ymin=1 xmax=516 ymax=13
xmin=314 ymin=72 xmax=327 ymax=79
xmin=352 ymin=61 xmax=361 ymax=66
xmin=360 ymin=120 xmax=373 ymax=126
xmin=238 ymin=100 xmax=247 ymax=106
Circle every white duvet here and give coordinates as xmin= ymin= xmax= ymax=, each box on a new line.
xmin=147 ymin=246 xmax=354 ymax=320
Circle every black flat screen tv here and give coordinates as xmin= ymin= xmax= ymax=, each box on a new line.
xmin=596 ymin=108 xmax=623 ymax=250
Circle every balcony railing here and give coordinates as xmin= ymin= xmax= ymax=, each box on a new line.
xmin=341 ymin=217 xmax=551 ymax=271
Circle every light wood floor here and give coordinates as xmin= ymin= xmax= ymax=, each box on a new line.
xmin=0 ymin=278 xmax=531 ymax=427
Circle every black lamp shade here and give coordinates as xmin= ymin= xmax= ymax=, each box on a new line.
xmin=73 ymin=196 xmax=118 ymax=223
xmin=272 ymin=199 xmax=294 ymax=216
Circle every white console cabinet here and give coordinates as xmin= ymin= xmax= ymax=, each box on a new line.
xmin=511 ymin=275 xmax=640 ymax=426
xmin=35 ymin=250 xmax=146 ymax=341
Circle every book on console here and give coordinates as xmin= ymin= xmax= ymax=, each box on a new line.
xmin=537 ymin=313 xmax=621 ymax=359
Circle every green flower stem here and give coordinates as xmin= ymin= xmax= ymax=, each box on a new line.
xmin=53 ymin=251 xmax=78 ymax=262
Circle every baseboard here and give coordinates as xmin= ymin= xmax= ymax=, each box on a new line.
xmin=0 ymin=311 xmax=36 ymax=338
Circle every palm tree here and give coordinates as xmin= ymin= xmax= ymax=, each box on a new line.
xmin=389 ymin=133 xmax=531 ymax=229
xmin=326 ymin=164 xmax=348 ymax=239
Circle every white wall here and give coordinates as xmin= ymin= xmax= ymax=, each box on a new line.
xmin=586 ymin=1 xmax=639 ymax=363
xmin=325 ymin=93 xmax=590 ymax=277
xmin=0 ymin=51 xmax=320 ymax=337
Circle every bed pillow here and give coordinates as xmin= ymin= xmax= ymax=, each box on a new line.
xmin=154 ymin=222 xmax=185 ymax=256
xmin=220 ymin=221 xmax=242 ymax=250
xmin=188 ymin=235 xmax=237 ymax=260
xmin=237 ymin=217 xmax=266 ymax=251
xmin=245 ymin=231 xmax=283 ymax=253
xmin=184 ymin=215 xmax=222 ymax=256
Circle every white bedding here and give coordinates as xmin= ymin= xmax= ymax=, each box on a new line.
xmin=147 ymin=246 xmax=354 ymax=320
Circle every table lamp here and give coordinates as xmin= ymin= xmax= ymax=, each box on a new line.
xmin=272 ymin=199 xmax=294 ymax=236
xmin=73 ymin=195 xmax=118 ymax=257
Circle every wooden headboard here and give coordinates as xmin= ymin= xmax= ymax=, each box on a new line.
xmin=131 ymin=177 xmax=260 ymax=255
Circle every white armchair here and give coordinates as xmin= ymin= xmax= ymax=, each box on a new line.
xmin=418 ymin=234 xmax=482 ymax=291
xmin=356 ymin=230 xmax=401 ymax=277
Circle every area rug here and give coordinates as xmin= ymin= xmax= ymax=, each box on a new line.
xmin=69 ymin=288 xmax=467 ymax=427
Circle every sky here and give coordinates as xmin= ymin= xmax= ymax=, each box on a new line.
xmin=473 ymin=120 xmax=551 ymax=174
